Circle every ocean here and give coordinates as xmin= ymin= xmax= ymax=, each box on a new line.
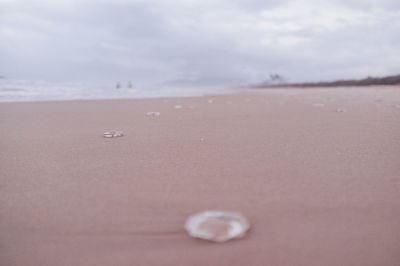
xmin=0 ymin=79 xmax=230 ymax=102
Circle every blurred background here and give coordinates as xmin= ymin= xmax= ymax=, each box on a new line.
xmin=1 ymin=0 xmax=399 ymax=100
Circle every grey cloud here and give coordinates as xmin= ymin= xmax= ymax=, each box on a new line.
xmin=232 ymin=0 xmax=288 ymax=10
xmin=0 ymin=0 xmax=399 ymax=87
xmin=335 ymin=0 xmax=400 ymax=10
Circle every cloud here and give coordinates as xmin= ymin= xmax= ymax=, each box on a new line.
xmin=0 ymin=0 xmax=399 ymax=86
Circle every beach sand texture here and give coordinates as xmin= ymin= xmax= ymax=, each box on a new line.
xmin=1 ymin=87 xmax=400 ymax=266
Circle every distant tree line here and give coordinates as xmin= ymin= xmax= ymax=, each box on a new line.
xmin=252 ymin=73 xmax=400 ymax=88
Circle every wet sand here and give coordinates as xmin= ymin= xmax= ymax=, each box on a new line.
xmin=1 ymin=87 xmax=400 ymax=266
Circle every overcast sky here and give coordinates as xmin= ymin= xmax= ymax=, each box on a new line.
xmin=0 ymin=0 xmax=399 ymax=87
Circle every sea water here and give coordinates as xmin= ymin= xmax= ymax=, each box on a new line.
xmin=0 ymin=79 xmax=230 ymax=102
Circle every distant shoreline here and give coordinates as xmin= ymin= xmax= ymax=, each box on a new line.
xmin=250 ymin=74 xmax=400 ymax=88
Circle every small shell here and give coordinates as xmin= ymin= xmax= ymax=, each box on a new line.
xmin=103 ymin=130 xmax=124 ymax=138
xmin=185 ymin=210 xmax=250 ymax=242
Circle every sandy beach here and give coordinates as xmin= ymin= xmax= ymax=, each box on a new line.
xmin=1 ymin=87 xmax=400 ymax=266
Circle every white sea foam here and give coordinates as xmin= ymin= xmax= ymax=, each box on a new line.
xmin=0 ymin=79 xmax=231 ymax=102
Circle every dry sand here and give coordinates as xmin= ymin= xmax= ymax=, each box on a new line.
xmin=1 ymin=87 xmax=400 ymax=266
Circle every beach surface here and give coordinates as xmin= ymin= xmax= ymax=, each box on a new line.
xmin=1 ymin=87 xmax=400 ymax=266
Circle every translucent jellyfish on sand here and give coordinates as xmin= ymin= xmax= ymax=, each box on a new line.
xmin=336 ymin=107 xmax=347 ymax=113
xmin=185 ymin=210 xmax=250 ymax=242
xmin=146 ymin=112 xmax=160 ymax=116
